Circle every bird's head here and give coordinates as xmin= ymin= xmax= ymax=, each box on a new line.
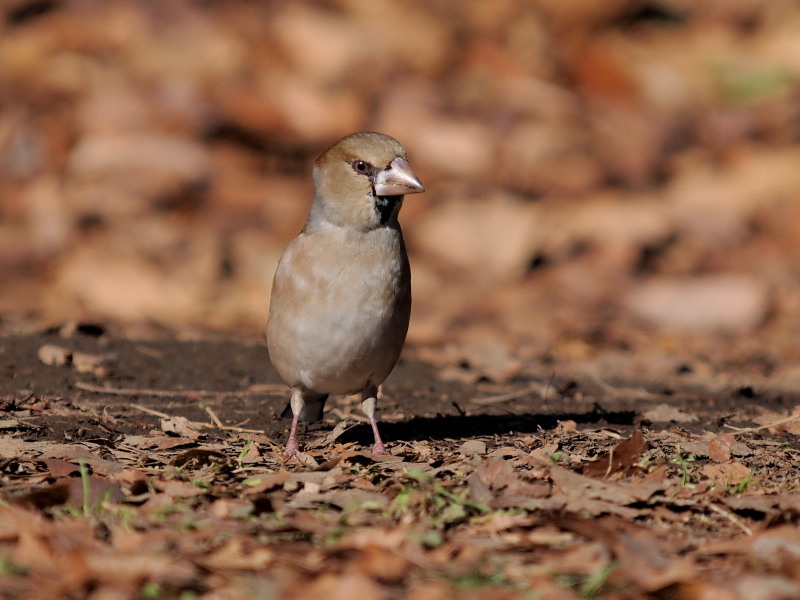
xmin=308 ymin=132 xmax=425 ymax=231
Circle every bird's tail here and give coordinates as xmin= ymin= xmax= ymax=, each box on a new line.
xmin=280 ymin=394 xmax=329 ymax=422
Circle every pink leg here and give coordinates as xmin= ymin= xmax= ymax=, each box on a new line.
xmin=284 ymin=412 xmax=302 ymax=457
xmin=284 ymin=388 xmax=307 ymax=457
xmin=368 ymin=414 xmax=387 ymax=454
xmin=361 ymin=387 xmax=387 ymax=454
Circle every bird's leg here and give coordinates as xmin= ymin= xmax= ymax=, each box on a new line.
xmin=285 ymin=413 xmax=301 ymax=457
xmin=284 ymin=388 xmax=306 ymax=457
xmin=361 ymin=385 xmax=387 ymax=454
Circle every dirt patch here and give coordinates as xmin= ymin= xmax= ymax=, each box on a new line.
xmin=2 ymin=327 xmax=800 ymax=598
xmin=3 ymin=327 xmax=787 ymax=450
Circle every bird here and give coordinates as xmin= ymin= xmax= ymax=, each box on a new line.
xmin=266 ymin=131 xmax=425 ymax=457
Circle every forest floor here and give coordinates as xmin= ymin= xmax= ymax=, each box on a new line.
xmin=2 ymin=325 xmax=800 ymax=599
xmin=4 ymin=1 xmax=800 ymax=598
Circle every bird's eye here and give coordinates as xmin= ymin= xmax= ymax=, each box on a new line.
xmin=352 ymin=160 xmax=371 ymax=174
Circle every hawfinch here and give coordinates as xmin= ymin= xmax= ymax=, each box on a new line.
xmin=267 ymin=132 xmax=425 ymax=456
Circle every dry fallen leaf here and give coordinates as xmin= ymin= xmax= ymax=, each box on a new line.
xmin=642 ymin=404 xmax=699 ymax=424
xmin=37 ymin=344 xmax=72 ymax=367
xmin=160 ymin=416 xmax=202 ymax=440
xmin=701 ymin=462 xmax=751 ymax=486
xmin=459 ymin=439 xmax=487 ymax=456
xmin=707 ymin=437 xmax=732 ymax=463
xmin=582 ymin=430 xmax=648 ymax=479
xmin=72 ymin=351 xmax=117 ymax=376
xmin=3 ymin=3 xmax=800 ymax=599
xmin=203 ymin=537 xmax=273 ymax=570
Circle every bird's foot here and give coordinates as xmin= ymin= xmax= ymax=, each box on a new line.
xmin=281 ymin=415 xmax=318 ymax=465
xmin=371 ymin=441 xmax=387 ymax=454
xmin=283 ymin=438 xmax=303 ymax=458
xmin=282 ymin=444 xmax=318 ymax=467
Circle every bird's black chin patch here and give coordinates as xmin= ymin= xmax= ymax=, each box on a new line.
xmin=374 ymin=195 xmax=402 ymax=225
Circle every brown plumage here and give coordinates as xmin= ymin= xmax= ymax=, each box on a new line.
xmin=267 ymin=132 xmax=425 ymax=456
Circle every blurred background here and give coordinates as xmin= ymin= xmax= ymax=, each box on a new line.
xmin=2 ymin=0 xmax=800 ymax=372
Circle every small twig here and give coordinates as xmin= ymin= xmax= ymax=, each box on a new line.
xmin=724 ymin=412 xmax=800 ymax=434
xmin=308 ymin=419 xmax=355 ymax=450
xmin=10 ymin=417 xmax=44 ymax=430
xmin=131 ymin=404 xmax=181 ymax=420
xmin=76 ymin=381 xmax=286 ymax=398
xmin=709 ymin=503 xmax=753 ymax=536
xmin=452 ymin=401 xmax=466 ymax=417
xmin=205 ymin=406 xmax=225 ymax=429
xmin=130 ymin=404 xmax=264 ymax=434
xmin=469 ymin=382 xmax=550 ymax=406
xmin=588 ymin=374 xmax=662 ymax=401
xmin=331 ymin=408 xmax=368 ymax=423
xmin=603 ymin=447 xmax=615 ymax=479
xmin=214 ymin=423 xmax=264 ymax=435
xmin=204 ymin=414 xmax=264 ymax=434
xmin=586 ymin=429 xmax=624 ymax=440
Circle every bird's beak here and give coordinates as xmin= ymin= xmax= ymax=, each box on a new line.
xmin=374 ymin=157 xmax=425 ymax=196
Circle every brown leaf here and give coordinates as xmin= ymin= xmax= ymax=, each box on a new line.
xmin=87 ymin=551 xmax=198 ymax=587
xmin=241 ymin=470 xmax=292 ymax=495
xmin=406 ymin=579 xmax=457 ymax=600
xmin=203 ymin=537 xmax=273 ymax=570
xmin=626 ymin=275 xmax=769 ymax=332
xmin=171 ymin=448 xmax=229 ymax=470
xmin=459 ymin=439 xmax=487 ymax=456
xmin=160 ymin=416 xmax=202 ymax=440
xmin=42 ymin=458 xmax=81 ymax=477
xmin=557 ymin=515 xmax=695 ymax=591
xmin=493 ymin=480 xmax=553 ymax=511
xmin=750 ymin=526 xmax=800 ymax=574
xmin=551 ymin=465 xmax=661 ymax=511
xmin=751 ymin=407 xmax=800 ymax=435
xmin=643 ymin=464 xmax=668 ymax=484
xmin=289 ymin=572 xmax=384 ymax=600
xmin=152 ymin=480 xmax=206 ymax=498
xmin=81 ymin=455 xmax=128 ymax=477
xmin=5 ymin=482 xmax=71 ymax=510
xmin=121 ymin=434 xmax=198 ymax=451
xmin=111 ymin=467 xmax=148 ymax=485
xmin=209 ymin=498 xmax=254 ymax=519
xmin=65 ymin=475 xmax=125 ymax=508
xmin=679 ymin=440 xmax=711 ymax=458
xmin=539 ymin=541 xmax=611 ymax=577
xmin=641 ymin=404 xmax=699 ymax=423
xmin=466 ymin=472 xmax=493 ymax=506
xmin=556 ymin=419 xmax=579 ymax=432
xmin=701 ymin=462 xmax=751 ymax=486
xmin=239 ymin=439 xmax=264 ymax=463
xmin=474 ymin=456 xmax=518 ymax=491
xmin=308 ymin=419 xmax=355 ymax=450
xmin=316 ymin=449 xmax=402 ymax=471
xmin=71 ymin=351 xmax=117 ymax=376
xmin=582 ymin=430 xmax=648 ymax=478
xmin=37 ymin=344 xmax=72 ymax=366
xmin=288 ymin=489 xmax=390 ymax=511
xmin=352 ymin=545 xmax=410 ymax=584
xmin=707 ymin=437 xmax=732 ymax=463
xmin=721 ymin=494 xmax=780 ymax=519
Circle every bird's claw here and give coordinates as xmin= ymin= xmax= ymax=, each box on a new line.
xmin=283 ymin=439 xmax=302 ymax=458
xmin=283 ymin=442 xmax=319 ymax=466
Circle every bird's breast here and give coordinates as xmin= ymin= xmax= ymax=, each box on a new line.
xmin=267 ymin=225 xmax=411 ymax=394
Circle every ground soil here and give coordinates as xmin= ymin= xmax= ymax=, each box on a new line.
xmin=4 ymin=2 xmax=800 ymax=598
xmin=3 ymin=326 xmax=787 ymax=452
xmin=3 ymin=326 xmax=800 ymax=599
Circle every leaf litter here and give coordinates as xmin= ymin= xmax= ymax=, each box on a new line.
xmin=2 ymin=0 xmax=800 ymax=597
xmin=2 ymin=335 xmax=800 ymax=598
